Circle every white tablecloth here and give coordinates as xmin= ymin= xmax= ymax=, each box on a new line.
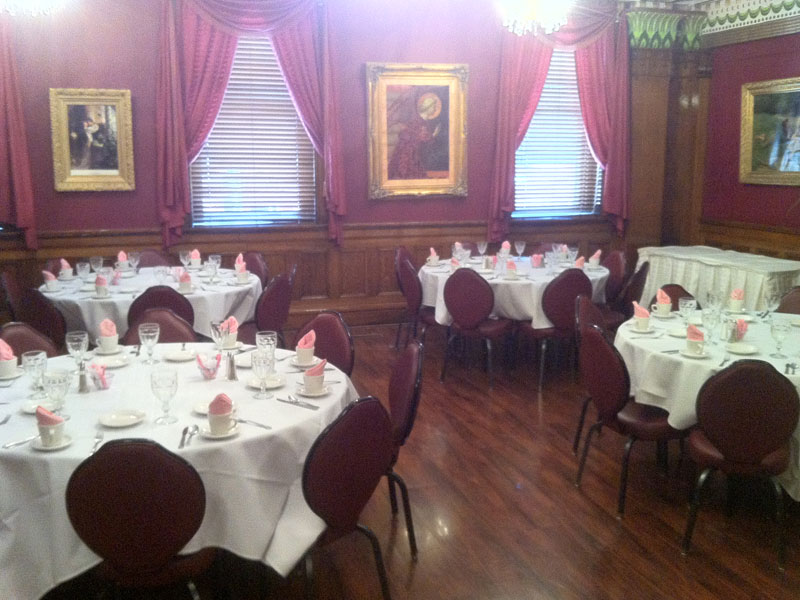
xmin=419 ymin=261 xmax=609 ymax=329
xmin=614 ymin=313 xmax=800 ymax=501
xmin=637 ymin=245 xmax=800 ymax=312
xmin=41 ymin=268 xmax=262 ymax=339
xmin=0 ymin=344 xmax=356 ymax=600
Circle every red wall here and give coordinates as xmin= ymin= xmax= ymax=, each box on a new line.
xmin=703 ymin=32 xmax=800 ymax=228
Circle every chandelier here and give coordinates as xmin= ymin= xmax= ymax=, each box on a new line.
xmin=498 ymin=0 xmax=576 ymax=36
xmin=1 ymin=0 xmax=69 ymax=16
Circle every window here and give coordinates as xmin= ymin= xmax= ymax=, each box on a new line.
xmin=190 ymin=36 xmax=317 ymax=228
xmin=512 ymin=49 xmax=603 ymax=219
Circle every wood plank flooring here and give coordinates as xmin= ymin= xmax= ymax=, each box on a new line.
xmin=47 ymin=324 xmax=800 ymax=599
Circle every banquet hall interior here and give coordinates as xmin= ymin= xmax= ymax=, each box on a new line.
xmin=3 ymin=0 xmax=800 ymax=599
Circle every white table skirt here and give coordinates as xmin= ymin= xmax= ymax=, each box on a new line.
xmin=419 ymin=261 xmax=609 ymax=329
xmin=41 ymin=267 xmax=262 ymax=339
xmin=0 ymin=344 xmax=356 ymax=600
xmin=614 ymin=313 xmax=800 ymax=501
xmin=637 ymin=245 xmax=800 ymax=312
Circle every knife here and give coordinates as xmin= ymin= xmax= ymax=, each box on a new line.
xmin=276 ymin=396 xmax=318 ymax=411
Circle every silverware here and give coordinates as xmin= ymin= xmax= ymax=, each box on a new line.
xmin=3 ymin=435 xmax=38 ymax=449
xmin=235 ymin=418 xmax=272 ymax=430
xmin=661 ymin=349 xmax=681 ymax=354
xmin=718 ymin=354 xmax=730 ymax=368
xmin=90 ymin=429 xmax=104 ymax=454
xmin=276 ymin=396 xmax=318 ymax=411
xmin=0 ymin=414 xmax=10 ymax=426
xmin=185 ymin=424 xmax=199 ymax=446
xmin=179 ymin=426 xmax=190 ymax=449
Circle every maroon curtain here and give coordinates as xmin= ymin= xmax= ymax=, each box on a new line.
xmin=0 ymin=15 xmax=36 ymax=248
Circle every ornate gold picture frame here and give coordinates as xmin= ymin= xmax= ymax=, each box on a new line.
xmin=49 ymin=88 xmax=135 ymax=191
xmin=367 ymin=63 xmax=467 ymax=199
xmin=740 ymin=76 xmax=800 ymax=186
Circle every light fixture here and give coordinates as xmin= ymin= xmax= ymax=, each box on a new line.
xmin=498 ymin=0 xmax=576 ymax=36
xmin=1 ymin=0 xmax=69 ymax=16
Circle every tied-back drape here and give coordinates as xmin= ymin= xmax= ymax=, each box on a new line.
xmin=156 ymin=0 xmax=346 ymax=247
xmin=0 ymin=14 xmax=36 ymax=248
xmin=487 ymin=1 xmax=630 ymax=240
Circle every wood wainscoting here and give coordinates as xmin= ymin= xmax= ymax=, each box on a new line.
xmin=698 ymin=220 xmax=800 ymax=262
xmin=0 ymin=218 xmax=619 ymax=328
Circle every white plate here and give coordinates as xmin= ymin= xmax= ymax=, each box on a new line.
xmin=228 ymin=280 xmax=251 ymax=287
xmin=725 ymin=342 xmax=758 ymax=355
xmin=164 ymin=350 xmax=196 ymax=362
xmin=120 ymin=271 xmax=136 ymax=279
xmin=475 ymin=268 xmax=494 ymax=275
xmin=725 ymin=308 xmax=747 ymax=315
xmin=92 ymin=355 xmax=130 ymax=369
xmin=98 ymin=410 xmax=146 ymax=428
xmin=199 ymin=423 xmax=240 ymax=440
xmin=651 ymin=313 xmax=675 ymax=320
xmin=90 ymin=295 xmax=112 ymax=300
xmin=57 ymin=275 xmax=75 ymax=281
xmin=79 ymin=284 xmax=95 ymax=292
xmin=220 ymin=341 xmax=244 ymax=352
xmin=502 ymin=275 xmax=521 ymax=281
xmin=94 ymin=346 xmax=122 ymax=356
xmin=294 ymin=384 xmax=331 ymax=398
xmin=667 ymin=328 xmax=687 ymax=338
xmin=0 ymin=367 xmax=24 ymax=380
xmin=21 ymin=399 xmax=57 ymax=414
xmin=290 ymin=356 xmax=319 ymax=369
xmin=627 ymin=325 xmax=656 ymax=334
xmin=246 ymin=374 xmax=286 ymax=390
xmin=179 ymin=286 xmax=198 ymax=295
xmin=680 ymin=349 xmax=709 ymax=359
xmin=31 ymin=435 xmax=73 ymax=452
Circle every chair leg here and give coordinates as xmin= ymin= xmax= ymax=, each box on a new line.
xmin=681 ymin=467 xmax=714 ymax=556
xmin=394 ymin=320 xmax=403 ymax=349
xmin=302 ymin=552 xmax=314 ymax=600
xmin=390 ymin=470 xmax=418 ymax=560
xmin=572 ymin=396 xmax=592 ymax=455
xmin=440 ymin=334 xmax=456 ymax=382
xmin=538 ymin=339 xmax=547 ymax=394
xmin=387 ymin=473 xmax=398 ymax=514
xmin=771 ymin=478 xmax=787 ymax=571
xmin=485 ymin=338 xmax=494 ymax=389
xmin=576 ymin=421 xmax=603 ymax=487
xmin=356 ymin=524 xmax=392 ymax=600
xmin=618 ymin=437 xmax=637 ymax=518
xmin=656 ymin=440 xmax=669 ymax=474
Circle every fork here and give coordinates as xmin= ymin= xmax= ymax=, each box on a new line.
xmin=235 ymin=418 xmax=272 ymax=430
xmin=718 ymin=353 xmax=730 ymax=368
xmin=90 ymin=429 xmax=104 ymax=454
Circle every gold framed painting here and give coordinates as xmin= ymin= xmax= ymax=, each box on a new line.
xmin=740 ymin=76 xmax=800 ymax=186
xmin=367 ymin=62 xmax=468 ymax=199
xmin=49 ymin=88 xmax=135 ymax=191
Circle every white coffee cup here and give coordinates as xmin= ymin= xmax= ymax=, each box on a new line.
xmin=208 ymin=412 xmax=234 ymax=435
xmin=222 ymin=332 xmax=238 ymax=349
xmin=728 ymin=298 xmax=744 ymax=313
xmin=95 ymin=284 xmax=109 ymax=298
xmin=116 ymin=260 xmax=130 ymax=270
xmin=505 ymin=269 xmax=518 ymax=280
xmin=303 ymin=373 xmax=324 ymax=394
xmin=38 ymin=422 xmax=64 ymax=448
xmin=295 ymin=346 xmax=314 ymax=365
xmin=686 ymin=339 xmax=704 ymax=355
xmin=426 ymin=255 xmax=439 ymax=265
xmin=0 ymin=357 xmax=17 ymax=378
xmin=650 ymin=302 xmax=671 ymax=317
xmin=59 ymin=268 xmax=74 ymax=279
xmin=190 ymin=257 xmax=201 ymax=267
xmin=236 ymin=270 xmax=249 ymax=284
xmin=97 ymin=334 xmax=118 ymax=353
xmin=45 ymin=280 xmax=60 ymax=292
xmin=634 ymin=316 xmax=650 ymax=331
xmin=179 ymin=280 xmax=192 ymax=293
xmin=589 ymin=257 xmax=600 ymax=267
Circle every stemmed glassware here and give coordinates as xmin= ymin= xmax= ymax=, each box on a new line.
xmin=128 ymin=251 xmax=141 ymax=273
xmin=75 ymin=262 xmax=91 ymax=282
xmin=765 ymin=292 xmax=781 ymax=319
xmin=256 ymin=330 xmax=278 ymax=355
xmin=566 ymin=246 xmax=578 ymax=264
xmin=251 ymin=352 xmax=274 ymax=399
xmin=705 ymin=291 xmax=722 ymax=312
xmin=65 ymin=331 xmax=89 ymax=374
xmin=210 ymin=321 xmax=223 ymax=352
xmin=208 ymin=254 xmax=222 ymax=278
xmin=154 ymin=265 xmax=168 ymax=284
xmin=21 ymin=350 xmax=47 ymax=400
xmin=700 ymin=308 xmax=720 ymax=346
xmin=514 ymin=241 xmax=526 ymax=259
xmin=678 ymin=296 xmax=697 ymax=328
xmin=770 ymin=318 xmax=791 ymax=359
xmin=43 ymin=370 xmax=71 ymax=418
xmin=179 ymin=250 xmax=191 ymax=270
xmin=476 ymin=241 xmax=488 ymax=257
xmin=89 ymin=256 xmax=103 ymax=274
xmin=151 ymin=368 xmax=178 ymax=424
xmin=138 ymin=322 xmax=160 ymax=365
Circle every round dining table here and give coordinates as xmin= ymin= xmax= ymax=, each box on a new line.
xmin=0 ymin=343 xmax=357 ymax=600
xmin=40 ymin=267 xmax=262 ymax=340
xmin=613 ymin=311 xmax=800 ymax=501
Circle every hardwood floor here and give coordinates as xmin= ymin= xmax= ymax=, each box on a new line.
xmin=48 ymin=324 xmax=800 ymax=599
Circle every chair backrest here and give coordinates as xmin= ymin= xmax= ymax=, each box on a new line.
xmin=776 ymin=286 xmax=800 ymax=314
xmin=398 ymin=258 xmax=422 ymax=315
xmin=15 ymin=288 xmax=67 ymax=350
xmin=601 ymin=250 xmax=627 ymax=304
xmin=542 ymin=268 xmax=593 ymax=332
xmin=394 ymin=246 xmax=415 ymax=294
xmin=122 ymin=308 xmax=197 ymax=345
xmin=579 ymin=325 xmax=630 ymax=422
xmin=255 ymin=274 xmax=293 ymax=333
xmin=648 ymin=283 xmax=699 ymax=312
xmin=443 ymin=268 xmax=494 ymax=330
xmin=0 ymin=322 xmax=60 ymax=357
xmin=388 ymin=340 xmax=424 ymax=449
xmin=617 ymin=261 xmax=650 ymax=318
xmin=1 ymin=270 xmax=22 ymax=320
xmin=66 ymin=439 xmax=206 ymax=578
xmin=302 ymin=397 xmax=394 ymax=536
xmin=127 ymin=285 xmax=194 ymax=328
xmin=242 ymin=251 xmax=269 ymax=287
xmin=136 ymin=249 xmax=171 ymax=268
xmin=292 ymin=310 xmax=355 ymax=376
xmin=696 ymin=360 xmax=799 ymax=464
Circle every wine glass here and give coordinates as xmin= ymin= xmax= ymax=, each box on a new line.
xmin=21 ymin=350 xmax=47 ymax=400
xmin=251 ymin=352 xmax=274 ymax=399
xmin=700 ymin=308 xmax=720 ymax=346
xmin=128 ymin=251 xmax=141 ymax=273
xmin=151 ymin=368 xmax=178 ymax=424
xmin=43 ymin=370 xmax=71 ymax=418
xmin=765 ymin=292 xmax=781 ymax=319
xmin=705 ymin=291 xmax=722 ymax=312
xmin=209 ymin=321 xmax=223 ymax=352
xmin=206 ymin=262 xmax=218 ymax=284
xmin=75 ymin=262 xmax=91 ymax=282
xmin=476 ymin=241 xmax=488 ymax=257
xmin=256 ymin=330 xmax=278 ymax=357
xmin=138 ymin=322 xmax=160 ymax=365
xmin=770 ymin=318 xmax=790 ymax=359
xmin=678 ymin=296 xmax=697 ymax=327
xmin=567 ymin=246 xmax=578 ymax=264
xmin=65 ymin=331 xmax=89 ymax=374
xmin=209 ymin=254 xmax=222 ymax=273
xmin=89 ymin=256 xmax=103 ymax=273
xmin=179 ymin=250 xmax=191 ymax=269
xmin=514 ymin=241 xmax=526 ymax=258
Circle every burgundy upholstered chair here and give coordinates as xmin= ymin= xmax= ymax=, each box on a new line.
xmin=600 ymin=261 xmax=650 ymax=331
xmin=254 ymin=273 xmax=293 ymax=348
xmin=776 ymin=286 xmax=800 ymax=314
xmin=136 ymin=249 xmax=171 ymax=268
xmin=576 ymin=325 xmax=685 ymax=516
xmin=293 ymin=310 xmax=355 ymax=376
xmin=14 ymin=288 xmax=67 ymax=351
xmin=121 ymin=308 xmax=198 ymax=345
xmin=440 ymin=268 xmax=513 ymax=389
xmin=65 ymin=439 xmax=216 ymax=594
xmin=647 ymin=283 xmax=700 ymax=312
xmin=43 ymin=258 xmax=64 ymax=276
xmin=394 ymin=246 xmax=416 ymax=347
xmin=1 ymin=270 xmax=23 ymax=320
xmin=601 ymin=250 xmax=627 ymax=306
xmin=681 ymin=360 xmax=799 ymax=569
xmin=0 ymin=322 xmax=60 ymax=357
xmin=572 ymin=294 xmax=608 ymax=452
xmin=242 ymin=251 xmax=269 ymax=288
xmin=127 ymin=285 xmax=194 ymax=329
xmin=302 ymin=397 xmax=394 ymax=600
xmin=396 ymin=258 xmax=438 ymax=347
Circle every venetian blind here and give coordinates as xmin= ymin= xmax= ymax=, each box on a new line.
xmin=512 ymin=49 xmax=603 ymax=218
xmin=190 ymin=36 xmax=316 ymax=228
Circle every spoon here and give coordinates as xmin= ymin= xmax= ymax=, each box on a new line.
xmin=185 ymin=425 xmax=199 ymax=447
xmin=179 ymin=426 xmax=189 ymax=449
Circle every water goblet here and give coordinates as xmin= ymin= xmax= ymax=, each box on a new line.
xmin=700 ymin=308 xmax=720 ymax=346
xmin=251 ymin=352 xmax=274 ymax=399
xmin=128 ymin=251 xmax=141 ymax=273
xmin=206 ymin=262 xmax=218 ymax=284
xmin=151 ymin=368 xmax=178 ymax=424
xmin=705 ymin=291 xmax=722 ymax=312
xmin=567 ymin=246 xmax=578 ymax=264
xmin=210 ymin=321 xmax=223 ymax=352
xmin=209 ymin=254 xmax=222 ymax=271
xmin=138 ymin=322 xmax=160 ymax=365
xmin=21 ymin=350 xmax=47 ymax=400
xmin=65 ymin=330 xmax=89 ymax=374
xmin=476 ymin=241 xmax=488 ymax=257
xmin=179 ymin=250 xmax=191 ymax=269
xmin=89 ymin=256 xmax=104 ymax=273
xmin=255 ymin=330 xmax=277 ymax=371
xmin=76 ymin=262 xmax=91 ymax=282
xmin=765 ymin=292 xmax=781 ymax=318
xmin=678 ymin=296 xmax=697 ymax=327
xmin=154 ymin=265 xmax=168 ymax=284
xmin=43 ymin=370 xmax=72 ymax=418
xmin=770 ymin=319 xmax=790 ymax=359
xmin=514 ymin=241 xmax=526 ymax=258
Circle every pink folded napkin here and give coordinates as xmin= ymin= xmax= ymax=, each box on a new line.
xmin=687 ymin=324 xmax=704 ymax=342
xmin=429 ymin=247 xmax=437 ymax=257
xmin=575 ymin=256 xmax=585 ymax=268
xmin=219 ymin=316 xmax=238 ymax=334
xmin=179 ymin=271 xmax=192 ymax=283
xmin=501 ymin=240 xmax=511 ymax=251
xmin=736 ymin=319 xmax=748 ymax=341
xmin=297 ymin=330 xmax=316 ymax=349
xmin=506 ymin=259 xmax=516 ymax=271
xmin=111 ymin=271 xmax=121 ymax=285
xmin=117 ymin=251 xmax=127 ymax=262
xmin=591 ymin=249 xmax=602 ymax=261
xmin=305 ymin=358 xmax=327 ymax=377
xmin=656 ymin=288 xmax=671 ymax=305
xmin=190 ymin=248 xmax=201 ymax=260
xmin=531 ymin=254 xmax=543 ymax=267
xmin=632 ymin=301 xmax=650 ymax=318
xmin=197 ymin=353 xmax=221 ymax=379
xmin=492 ymin=255 xmax=498 ymax=267
xmin=235 ymin=253 xmax=244 ymax=265
xmin=99 ymin=319 xmax=117 ymax=337
xmin=209 ymin=392 xmax=233 ymax=415
xmin=450 ymin=257 xmax=459 ymax=267
xmin=59 ymin=258 xmax=71 ymax=271
xmin=731 ymin=288 xmax=745 ymax=301
xmin=42 ymin=270 xmax=56 ymax=281
xmin=0 ymin=339 xmax=15 ymax=360
xmin=36 ymin=406 xmax=64 ymax=426
xmin=89 ymin=363 xmax=109 ymax=389
xmin=95 ymin=275 xmax=107 ymax=286
xmin=454 ymin=241 xmax=463 ymax=251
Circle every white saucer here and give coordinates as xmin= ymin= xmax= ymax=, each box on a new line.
xmin=21 ymin=399 xmax=56 ymax=414
xmin=651 ymin=313 xmax=675 ymax=320
xmin=247 ymin=374 xmax=286 ymax=390
xmin=200 ymin=423 xmax=240 ymax=440
xmin=94 ymin=346 xmax=122 ymax=356
xmin=0 ymin=367 xmax=24 ymax=380
xmin=221 ymin=341 xmax=244 ymax=352
xmin=425 ymin=260 xmax=441 ymax=268
xmin=730 ymin=314 xmax=755 ymax=323
xmin=725 ymin=308 xmax=747 ymax=315
xmin=179 ymin=286 xmax=197 ymax=295
xmin=164 ymin=350 xmax=196 ymax=362
xmin=295 ymin=384 xmax=331 ymax=398
xmin=725 ymin=342 xmax=758 ymax=355
xmin=475 ymin=268 xmax=494 ymax=275
xmin=31 ymin=435 xmax=73 ymax=452
xmin=680 ymin=349 xmax=709 ymax=359
xmin=80 ymin=284 xmax=95 ymax=292
xmin=502 ymin=275 xmax=520 ymax=281
xmin=290 ymin=356 xmax=319 ymax=369
xmin=92 ymin=355 xmax=130 ymax=369
xmin=228 ymin=280 xmax=251 ymax=287
xmin=667 ymin=328 xmax=687 ymax=338
xmin=99 ymin=410 xmax=146 ymax=428
xmin=628 ymin=325 xmax=656 ymax=334
xmin=57 ymin=275 xmax=75 ymax=281
xmin=90 ymin=294 xmax=112 ymax=300
xmin=120 ymin=271 xmax=136 ymax=279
